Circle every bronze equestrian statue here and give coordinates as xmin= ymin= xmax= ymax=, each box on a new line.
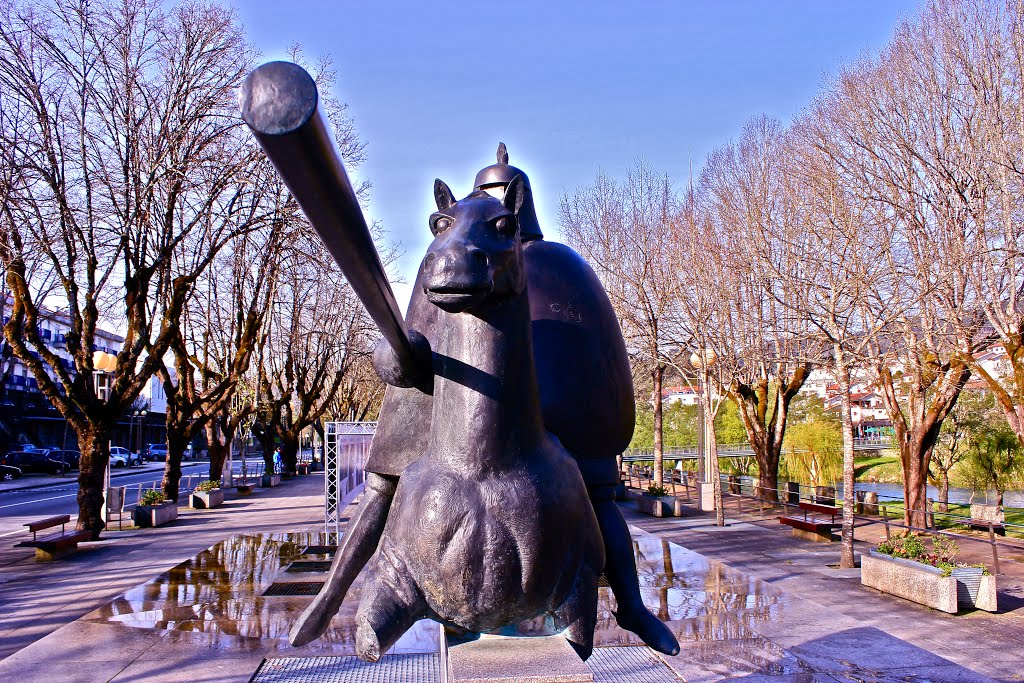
xmin=239 ymin=61 xmax=680 ymax=660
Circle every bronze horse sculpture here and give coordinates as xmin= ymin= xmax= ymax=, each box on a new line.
xmin=355 ymin=176 xmax=604 ymax=660
xmin=239 ymin=61 xmax=680 ymax=661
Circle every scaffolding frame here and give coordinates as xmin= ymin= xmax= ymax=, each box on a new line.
xmin=323 ymin=421 xmax=376 ymax=538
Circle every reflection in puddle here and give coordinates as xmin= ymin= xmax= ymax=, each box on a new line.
xmin=91 ymin=529 xmax=784 ymax=656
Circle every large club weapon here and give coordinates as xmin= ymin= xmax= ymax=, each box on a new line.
xmin=239 ymin=61 xmax=424 ymax=380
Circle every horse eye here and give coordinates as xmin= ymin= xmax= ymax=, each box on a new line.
xmin=432 ymin=216 xmax=452 ymax=235
xmin=495 ymin=216 xmax=511 ymax=232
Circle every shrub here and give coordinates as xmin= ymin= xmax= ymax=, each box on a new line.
xmin=645 ymin=485 xmax=669 ymax=498
xmin=139 ymin=489 xmax=165 ymax=506
xmin=195 ymin=480 xmax=221 ymax=492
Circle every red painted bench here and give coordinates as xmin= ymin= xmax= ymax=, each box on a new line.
xmin=780 ymin=501 xmax=839 ymax=542
xmin=14 ymin=514 xmax=91 ymax=561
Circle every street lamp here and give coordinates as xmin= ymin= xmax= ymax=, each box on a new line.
xmin=689 ymin=349 xmax=721 ymax=520
xmin=130 ymin=409 xmax=147 ymax=462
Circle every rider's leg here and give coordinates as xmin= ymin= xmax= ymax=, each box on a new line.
xmin=590 ymin=484 xmax=680 ymax=656
xmin=290 ymin=473 xmax=398 ymax=646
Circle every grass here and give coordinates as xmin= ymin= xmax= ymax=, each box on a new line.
xmin=854 ymin=455 xmax=901 ymax=482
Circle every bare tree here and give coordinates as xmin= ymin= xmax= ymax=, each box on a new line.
xmin=253 ymin=243 xmax=375 ymax=475
xmin=560 ymin=163 xmax=682 ymax=489
xmin=699 ymin=116 xmax=814 ymax=502
xmin=0 ymin=0 xmax=254 ymax=535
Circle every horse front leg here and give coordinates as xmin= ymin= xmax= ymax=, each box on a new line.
xmin=290 ymin=473 xmax=398 ymax=646
xmin=355 ymin=548 xmax=428 ymax=662
xmin=552 ymin=565 xmax=599 ymax=661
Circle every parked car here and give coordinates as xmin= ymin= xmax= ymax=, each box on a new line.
xmin=0 ymin=463 xmax=22 ymax=481
xmin=145 ymin=443 xmax=168 ymax=462
xmin=41 ymin=449 xmax=80 ymax=470
xmin=110 ymin=447 xmax=142 ymax=467
xmin=1 ymin=450 xmax=68 ymax=475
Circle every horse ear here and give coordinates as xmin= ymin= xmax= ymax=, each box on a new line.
xmin=434 ymin=179 xmax=456 ymax=210
xmin=501 ymin=174 xmax=525 ymax=215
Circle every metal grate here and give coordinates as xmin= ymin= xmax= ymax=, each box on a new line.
xmin=287 ymin=560 xmax=333 ymax=573
xmin=262 ymin=581 xmax=325 ymax=596
xmin=587 ymin=646 xmax=682 ymax=683
xmin=598 ymin=574 xmax=611 ymax=587
xmin=301 ymin=545 xmax=337 ymax=555
xmin=251 ymin=654 xmax=440 ymax=683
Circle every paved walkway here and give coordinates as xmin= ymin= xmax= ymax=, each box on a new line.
xmin=620 ymin=499 xmax=1024 ymax=682
xmin=0 ymin=474 xmax=326 ymax=663
xmin=1 ymin=478 xmax=1023 ymax=682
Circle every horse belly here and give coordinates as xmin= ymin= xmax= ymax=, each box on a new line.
xmin=399 ymin=472 xmax=575 ymax=631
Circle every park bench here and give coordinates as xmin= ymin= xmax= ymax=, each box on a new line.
xmin=780 ymin=501 xmax=839 ymax=543
xmin=14 ymin=514 xmax=91 ymax=561
xmin=963 ymin=504 xmax=1005 ymax=537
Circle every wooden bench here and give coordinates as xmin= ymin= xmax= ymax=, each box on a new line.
xmin=780 ymin=501 xmax=840 ymax=543
xmin=963 ymin=504 xmax=1006 ymax=536
xmin=14 ymin=515 xmax=91 ymax=561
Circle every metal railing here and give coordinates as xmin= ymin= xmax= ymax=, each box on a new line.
xmin=624 ymin=470 xmax=1024 ymax=575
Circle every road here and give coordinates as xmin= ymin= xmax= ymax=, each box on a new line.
xmin=0 ymin=460 xmax=228 ymax=538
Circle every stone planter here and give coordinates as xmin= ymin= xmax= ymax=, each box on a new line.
xmin=133 ymin=501 xmax=178 ymax=528
xmin=261 ymin=473 xmax=281 ymax=487
xmin=191 ymin=488 xmax=224 ymax=509
xmin=637 ymin=495 xmax=672 ymax=517
xmin=862 ymin=550 xmax=997 ymax=613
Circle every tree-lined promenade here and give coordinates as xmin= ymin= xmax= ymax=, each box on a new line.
xmin=0 ymin=0 xmax=383 ymax=536
xmin=1 ymin=0 xmax=1022 ymax=560
xmin=560 ymin=0 xmax=1024 ymax=567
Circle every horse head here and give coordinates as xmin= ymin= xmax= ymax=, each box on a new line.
xmin=421 ymin=176 xmax=527 ymax=313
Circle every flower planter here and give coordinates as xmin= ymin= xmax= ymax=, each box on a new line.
xmin=637 ymin=495 xmax=672 ymax=517
xmin=133 ymin=501 xmax=178 ymax=528
xmin=862 ymin=550 xmax=996 ymax=613
xmin=191 ymin=488 xmax=224 ymax=509
xmin=261 ymin=473 xmax=281 ymax=487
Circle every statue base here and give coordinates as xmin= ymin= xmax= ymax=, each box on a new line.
xmin=442 ymin=626 xmax=593 ymax=683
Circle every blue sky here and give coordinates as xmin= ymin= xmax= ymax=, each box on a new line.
xmin=236 ymin=0 xmax=919 ymax=306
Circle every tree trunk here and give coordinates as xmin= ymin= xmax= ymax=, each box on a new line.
xmin=652 ymin=364 xmax=665 ymax=489
xmin=938 ymin=470 xmax=949 ymax=513
xmin=162 ymin=428 xmax=190 ymax=502
xmin=901 ymin=437 xmax=930 ymax=530
xmin=706 ymin=395 xmax=724 ymax=526
xmin=280 ymin=436 xmax=299 ymax=475
xmin=75 ymin=428 xmax=111 ymax=539
xmin=835 ymin=349 xmax=856 ymax=569
xmin=206 ymin=421 xmax=228 ymax=481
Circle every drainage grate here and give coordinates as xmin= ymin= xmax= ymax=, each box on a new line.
xmin=588 ymin=646 xmax=682 ymax=683
xmin=262 ymin=581 xmax=324 ymax=596
xmin=301 ymin=545 xmax=337 ymax=555
xmin=251 ymin=654 xmax=440 ymax=683
xmin=287 ymin=561 xmax=333 ymax=573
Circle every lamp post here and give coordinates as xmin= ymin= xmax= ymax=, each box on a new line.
xmin=690 ymin=349 xmax=720 ymax=520
xmin=131 ymin=409 xmax=147 ymax=463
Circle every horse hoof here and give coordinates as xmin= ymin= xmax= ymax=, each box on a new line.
xmin=356 ymin=622 xmax=382 ymax=662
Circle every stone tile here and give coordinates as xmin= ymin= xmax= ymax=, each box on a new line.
xmin=655 ymin=635 xmax=816 ymax=682
xmin=828 ymin=664 xmax=1001 ymax=682
xmin=0 ymin=658 xmax=133 ymax=682
xmin=785 ymin=627 xmax=970 ymax=676
xmin=113 ymin=655 xmax=265 ymax=682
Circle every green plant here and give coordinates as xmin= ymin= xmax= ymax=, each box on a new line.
xmin=139 ymin=489 xmax=165 ymax=506
xmin=645 ymin=485 xmax=669 ymax=498
xmin=875 ymin=531 xmax=980 ymax=575
xmin=195 ymin=480 xmax=221 ymax=492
